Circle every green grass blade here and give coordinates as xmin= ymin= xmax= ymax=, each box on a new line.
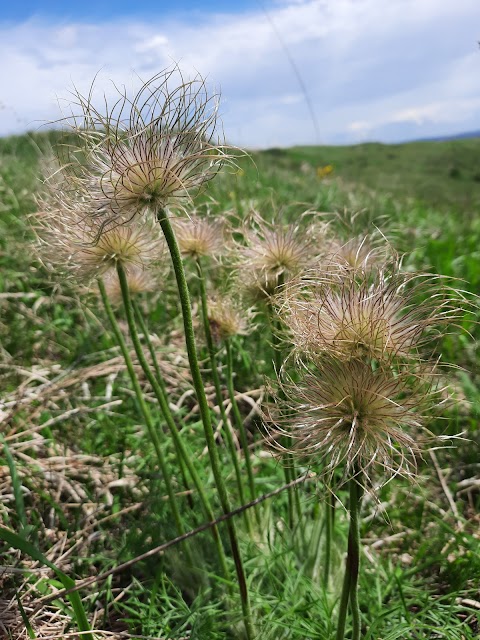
xmin=1 ymin=436 xmax=27 ymax=531
xmin=15 ymin=591 xmax=37 ymax=639
xmin=0 ymin=527 xmax=93 ymax=640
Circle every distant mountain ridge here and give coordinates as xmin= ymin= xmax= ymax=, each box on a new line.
xmin=410 ymin=130 xmax=480 ymax=143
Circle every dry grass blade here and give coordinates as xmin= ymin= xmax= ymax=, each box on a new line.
xmin=36 ymin=472 xmax=315 ymax=607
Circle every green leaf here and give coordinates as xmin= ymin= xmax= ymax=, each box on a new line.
xmin=1 ymin=435 xmax=27 ymax=531
xmin=15 ymin=591 xmax=37 ymax=639
xmin=0 ymin=527 xmax=93 ymax=640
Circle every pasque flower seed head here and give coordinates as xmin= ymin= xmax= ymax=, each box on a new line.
xmin=61 ymin=68 xmax=231 ymax=225
xmin=207 ymin=294 xmax=254 ymax=342
xmin=279 ymin=263 xmax=464 ymax=364
xmin=172 ymin=212 xmax=226 ymax=260
xmin=235 ymin=209 xmax=327 ymax=298
xmin=267 ymin=357 xmax=439 ymax=486
xmin=34 ymin=189 xmax=164 ymax=284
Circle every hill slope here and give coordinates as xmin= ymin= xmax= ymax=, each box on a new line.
xmin=259 ymin=138 xmax=480 ymax=212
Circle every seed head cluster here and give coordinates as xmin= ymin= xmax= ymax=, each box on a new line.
xmin=267 ymin=255 xmax=461 ymax=487
xmin=30 ymin=67 xmax=464 ymax=494
xmin=235 ymin=210 xmax=327 ymax=299
xmin=33 ymin=68 xmax=227 ymax=294
xmin=172 ymin=212 xmax=226 ymax=260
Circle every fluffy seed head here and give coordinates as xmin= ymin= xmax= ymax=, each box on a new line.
xmin=60 ymin=68 xmax=230 ymax=224
xmin=325 ymin=235 xmax=387 ymax=273
xmin=279 ymin=263 xmax=462 ymax=364
xmin=267 ymin=358 xmax=437 ymax=485
xmin=207 ymin=294 xmax=254 ymax=342
xmin=33 ymin=190 xmax=164 ymax=283
xmin=172 ymin=212 xmax=226 ymax=259
xmin=235 ymin=210 xmax=327 ymax=298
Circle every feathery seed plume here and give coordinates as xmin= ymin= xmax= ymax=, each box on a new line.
xmin=324 ymin=235 xmax=387 ymax=273
xmin=33 ymin=192 xmax=164 ymax=284
xmin=172 ymin=211 xmax=227 ymax=260
xmin=279 ymin=263 xmax=463 ymax=364
xmin=207 ymin=294 xmax=255 ymax=343
xmin=60 ymin=68 xmax=230 ymax=226
xmin=267 ymin=357 xmax=439 ymax=486
xmin=235 ymin=209 xmax=327 ymax=299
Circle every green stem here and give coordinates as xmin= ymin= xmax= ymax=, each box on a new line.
xmin=195 ymin=259 xmax=251 ymax=533
xmin=269 ymin=287 xmax=302 ymax=530
xmin=225 ymin=338 xmax=258 ymax=521
xmin=158 ymin=211 xmax=254 ymax=640
xmin=132 ymin=300 xmax=192 ymax=504
xmin=98 ymin=278 xmax=188 ymax=557
xmin=309 ymin=502 xmax=325 ymax=581
xmin=131 ymin=298 xmax=230 ymax=580
xmin=324 ymin=492 xmax=336 ymax=590
xmin=335 ymin=547 xmax=352 ymax=640
xmin=349 ymin=477 xmax=363 ymax=640
xmin=335 ymin=476 xmax=363 ymax=640
xmin=269 ymin=298 xmax=293 ymax=527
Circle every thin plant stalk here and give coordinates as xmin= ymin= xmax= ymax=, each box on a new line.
xmin=335 ymin=475 xmax=363 ymax=640
xmin=323 ymin=492 xmax=335 ymax=590
xmin=97 ymin=278 xmax=189 ymax=559
xmin=195 ymin=259 xmax=252 ymax=534
xmin=268 ymin=277 xmax=303 ymax=530
xmin=269 ymin=298 xmax=293 ymax=528
xmin=130 ymin=296 xmax=193 ymax=508
xmin=132 ymin=300 xmax=192 ymax=504
xmin=349 ymin=477 xmax=363 ymax=640
xmin=308 ymin=502 xmax=324 ymax=581
xmin=225 ymin=337 xmax=259 ymax=521
xmin=335 ymin=551 xmax=351 ymax=640
xmin=117 ymin=264 xmax=229 ymax=577
xmin=133 ymin=301 xmax=229 ymax=578
xmin=158 ymin=211 xmax=255 ymax=640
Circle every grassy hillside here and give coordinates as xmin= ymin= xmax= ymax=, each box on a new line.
xmin=263 ymin=137 xmax=480 ymax=211
xmin=0 ymin=131 xmax=479 ymax=640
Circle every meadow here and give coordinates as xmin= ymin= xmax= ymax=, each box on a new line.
xmin=1 ymin=116 xmax=480 ymax=640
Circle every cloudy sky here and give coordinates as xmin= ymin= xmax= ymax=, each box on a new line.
xmin=1 ymin=0 xmax=479 ymax=147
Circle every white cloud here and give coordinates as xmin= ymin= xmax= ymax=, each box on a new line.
xmin=347 ymin=121 xmax=373 ymax=141
xmin=0 ymin=0 xmax=479 ymax=146
xmin=135 ymin=34 xmax=169 ymax=53
xmin=278 ymin=94 xmax=303 ymax=105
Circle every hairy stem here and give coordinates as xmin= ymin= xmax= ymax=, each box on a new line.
xmin=158 ymin=211 xmax=254 ymax=640
xmin=98 ymin=277 xmax=189 ymax=559
xmin=324 ymin=492 xmax=336 ymax=590
xmin=195 ymin=259 xmax=252 ymax=533
xmin=225 ymin=338 xmax=258 ymax=521
xmin=132 ymin=300 xmax=192 ymax=504
xmin=269 ymin=282 xmax=302 ymax=530
xmin=335 ymin=476 xmax=363 ymax=640
xmin=130 ymin=296 xmax=230 ymax=580
xmin=349 ymin=477 xmax=363 ymax=640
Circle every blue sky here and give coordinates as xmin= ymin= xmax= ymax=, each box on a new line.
xmin=1 ymin=0 xmax=479 ymax=147
xmin=0 ymin=1 xmax=260 ymax=22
